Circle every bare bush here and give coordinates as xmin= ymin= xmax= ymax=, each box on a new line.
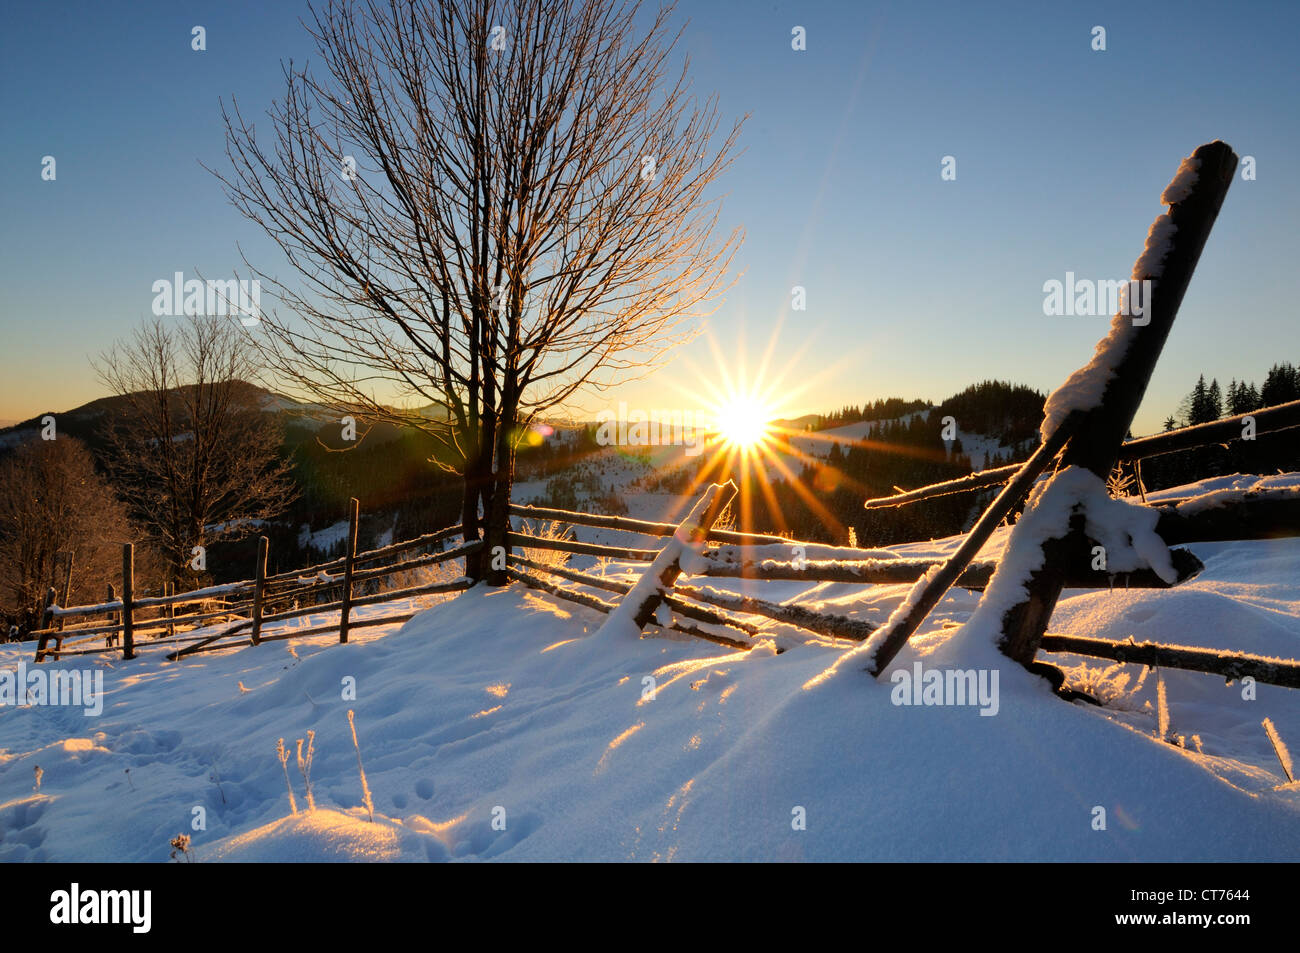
xmin=0 ymin=436 xmax=136 ymax=629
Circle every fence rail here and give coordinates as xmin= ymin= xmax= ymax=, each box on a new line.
xmin=25 ymin=466 xmax=1299 ymax=691
xmin=31 ymin=498 xmax=475 ymax=663
xmin=863 ymin=398 xmax=1300 ymax=510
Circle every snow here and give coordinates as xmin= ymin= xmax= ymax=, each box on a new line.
xmin=706 ymin=541 xmax=898 ymax=567
xmin=1130 ymin=214 xmax=1180 ymax=284
xmin=783 ymin=413 xmax=928 ymax=458
xmin=205 ymin=518 xmax=267 ymax=534
xmin=1039 ymin=151 xmax=1199 ymax=443
xmin=1160 ymin=155 xmax=1201 ymax=206
xmin=3 ymin=479 xmax=1299 ymax=860
xmin=299 ymin=520 xmax=351 ymax=551
xmin=1167 ymin=480 xmax=1300 ymax=517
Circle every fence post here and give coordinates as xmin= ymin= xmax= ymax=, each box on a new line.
xmin=339 ymin=498 xmax=360 ymax=643
xmin=121 ymin=543 xmax=136 ymax=660
xmin=165 ymin=581 xmax=176 ymax=639
xmin=251 ymin=536 xmax=269 ymax=646
xmin=34 ymin=587 xmax=57 ymax=662
xmin=999 ymin=141 xmax=1238 ymax=667
xmin=105 ymin=583 xmax=117 ymax=648
xmin=58 ymin=552 xmax=74 ymax=633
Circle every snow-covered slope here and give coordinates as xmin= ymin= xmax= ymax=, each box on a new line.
xmin=3 ymin=519 xmax=1298 ymax=861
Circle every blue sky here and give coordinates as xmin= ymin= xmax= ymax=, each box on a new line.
xmin=2 ymin=0 xmax=1296 ymax=435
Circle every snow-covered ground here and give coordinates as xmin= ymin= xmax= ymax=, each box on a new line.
xmin=3 ymin=476 xmax=1298 ymax=861
xmin=299 ymin=520 xmax=352 ymax=552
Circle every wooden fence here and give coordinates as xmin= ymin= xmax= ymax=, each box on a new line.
xmin=503 ymin=140 xmax=1300 ymax=694
xmin=24 ymin=140 xmax=1300 ymax=699
xmin=30 ymin=500 xmax=476 ymax=663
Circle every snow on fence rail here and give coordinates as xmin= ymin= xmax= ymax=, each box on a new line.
xmin=499 ymin=477 xmax=1206 ymax=654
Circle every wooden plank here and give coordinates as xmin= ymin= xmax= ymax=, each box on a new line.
xmin=346 ymin=542 xmax=481 ymax=585
xmin=1038 ymin=634 xmax=1300 ymax=689
xmin=1117 ymin=399 xmax=1300 ymax=461
xmin=105 ymin=583 xmax=117 ymax=648
xmin=509 ymin=556 xmax=632 ymax=596
xmin=1153 ymin=489 xmax=1300 ymax=544
xmin=863 ymin=466 xmax=1020 ymax=510
xmin=347 ymin=576 xmax=472 ymax=610
xmin=701 ymin=556 xmax=997 ymax=586
xmin=674 ymin=583 xmax=877 ymax=642
xmin=1000 ymin=141 xmax=1239 ymax=667
xmin=504 ymin=533 xmax=659 ymax=562
xmin=509 ymin=503 xmax=790 ymax=546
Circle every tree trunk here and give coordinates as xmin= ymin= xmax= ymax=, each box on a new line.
xmin=483 ymin=411 xmax=518 ymax=587
xmin=460 ymin=457 xmax=486 ymax=580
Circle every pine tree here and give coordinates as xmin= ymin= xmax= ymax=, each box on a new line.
xmin=1207 ymin=378 xmax=1222 ymax=421
xmin=1261 ymin=362 xmax=1300 ymax=407
xmin=1183 ymin=374 xmax=1212 ymax=425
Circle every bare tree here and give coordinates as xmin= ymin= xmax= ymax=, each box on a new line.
xmin=0 ymin=436 xmax=135 ymax=630
xmin=213 ymin=0 xmax=743 ymax=581
xmin=93 ymin=315 xmax=298 ymax=584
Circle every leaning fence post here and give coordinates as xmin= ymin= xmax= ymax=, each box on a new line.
xmin=121 ymin=543 xmax=136 ymax=660
xmin=339 ymin=498 xmax=360 ymax=643
xmin=999 ymin=141 xmax=1238 ymax=667
xmin=250 ymin=536 xmax=269 ymax=646
xmin=864 ymin=410 xmax=1084 ymax=676
xmin=596 ymin=481 xmax=737 ymax=636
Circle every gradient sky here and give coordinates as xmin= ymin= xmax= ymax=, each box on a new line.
xmin=2 ymin=0 xmax=1297 ymax=436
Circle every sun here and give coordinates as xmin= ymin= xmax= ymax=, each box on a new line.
xmin=715 ymin=396 xmax=772 ymax=449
